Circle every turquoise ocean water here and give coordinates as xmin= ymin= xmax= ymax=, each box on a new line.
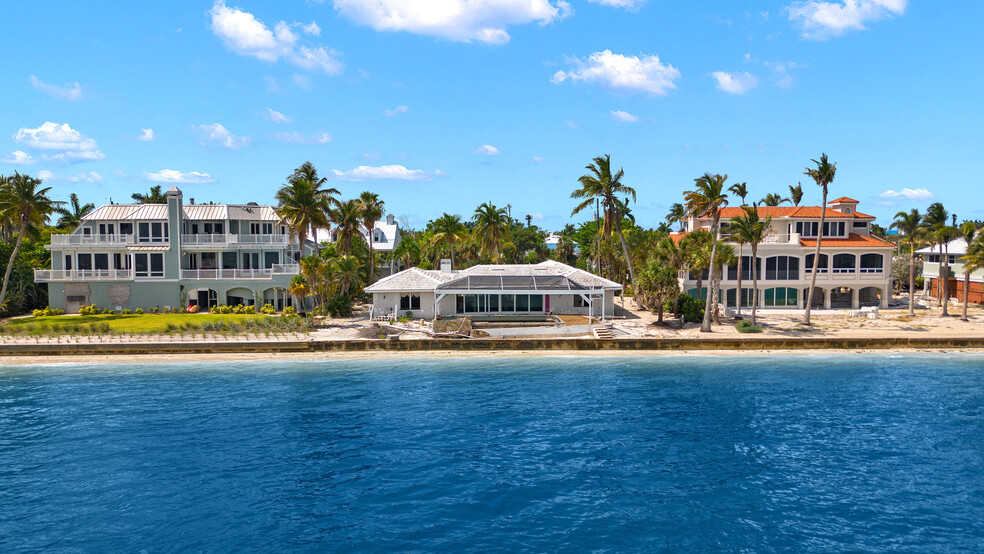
xmin=2 ymin=354 xmax=984 ymax=551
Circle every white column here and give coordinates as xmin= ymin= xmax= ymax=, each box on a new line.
xmin=824 ymin=288 xmax=831 ymax=310
xmin=852 ymin=288 xmax=860 ymax=310
xmin=601 ymin=291 xmax=606 ymax=321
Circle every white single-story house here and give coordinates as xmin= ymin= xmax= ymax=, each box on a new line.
xmin=365 ymin=260 xmax=623 ymax=320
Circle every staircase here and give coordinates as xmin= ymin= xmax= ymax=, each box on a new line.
xmin=593 ymin=326 xmax=614 ymax=340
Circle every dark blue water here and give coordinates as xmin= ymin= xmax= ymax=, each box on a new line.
xmin=2 ymin=355 xmax=984 ymax=552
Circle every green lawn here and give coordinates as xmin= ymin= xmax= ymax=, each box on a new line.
xmin=4 ymin=313 xmax=281 ymax=334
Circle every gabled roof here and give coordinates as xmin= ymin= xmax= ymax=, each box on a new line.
xmin=798 ymin=233 xmax=895 ymax=248
xmin=704 ymin=206 xmax=875 ymax=220
xmin=81 ymin=203 xmax=280 ymax=222
xmin=364 ymin=267 xmax=458 ymax=293
xmin=916 ymin=238 xmax=968 ymax=255
xmin=829 ymin=197 xmax=859 ymax=203
xmin=365 ymin=260 xmax=623 ymax=293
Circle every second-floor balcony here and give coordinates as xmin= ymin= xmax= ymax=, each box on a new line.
xmin=180 ymin=264 xmax=300 ymax=280
xmin=180 ymin=233 xmax=290 ymax=247
xmin=50 ymin=234 xmax=135 ymax=246
xmin=34 ymin=269 xmax=133 ymax=282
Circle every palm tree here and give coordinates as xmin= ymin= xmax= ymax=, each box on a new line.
xmin=357 ymin=192 xmax=385 ymax=283
xmin=666 ymin=202 xmax=687 ymax=232
xmin=679 ymin=230 xmax=712 ymax=307
xmin=55 ymin=193 xmax=95 ymax=230
xmin=935 ymin=223 xmax=959 ymax=316
xmin=803 ymin=153 xmax=836 ymax=326
xmin=761 ymin=193 xmax=791 ymax=206
xmin=275 ymin=162 xmax=338 ymax=258
xmin=728 ymin=182 xmax=748 ymax=206
xmin=654 ymin=234 xmax=686 ymax=318
xmin=430 ymin=213 xmax=468 ymax=269
xmin=0 ymin=173 xmax=63 ymax=311
xmin=788 ymin=183 xmax=804 ymax=206
xmin=472 ymin=202 xmax=511 ymax=263
xmin=728 ymin=220 xmax=748 ymax=318
xmin=684 ymin=173 xmax=730 ymax=332
xmin=963 ymin=233 xmax=984 ymax=317
xmin=298 ymin=256 xmax=323 ymax=313
xmin=729 ymin=204 xmax=772 ymax=326
xmin=711 ymin=243 xmax=736 ymax=324
xmin=571 ymin=155 xmax=639 ymax=302
xmin=891 ymin=208 xmax=923 ymax=316
xmin=332 ymin=255 xmax=364 ymax=297
xmin=959 ymin=221 xmax=978 ymax=321
xmin=131 ymin=185 xmax=167 ymax=204
xmin=923 ymin=202 xmax=949 ymax=306
xmin=332 ymin=199 xmax=362 ymax=257
xmin=393 ymin=235 xmax=421 ymax=270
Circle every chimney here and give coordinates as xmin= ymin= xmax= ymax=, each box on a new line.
xmin=386 ymin=214 xmax=395 ymax=225
xmin=440 ymin=259 xmax=452 ymax=273
xmin=190 ymin=198 xmax=195 ymax=205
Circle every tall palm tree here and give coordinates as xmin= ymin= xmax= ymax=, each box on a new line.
xmin=684 ymin=173 xmax=729 ymax=332
xmin=654 ymin=234 xmax=686 ymax=318
xmin=959 ymin=221 xmax=978 ymax=321
xmin=891 ymin=208 xmax=924 ymax=316
xmin=728 ymin=182 xmax=748 ymax=206
xmin=0 ymin=173 xmax=63 ymax=310
xmin=571 ymin=154 xmax=639 ymax=302
xmin=923 ymin=202 xmax=949 ymax=306
xmin=393 ymin=235 xmax=421 ymax=270
xmin=332 ymin=199 xmax=362 ymax=257
xmin=679 ymin=230 xmax=712 ymax=305
xmin=729 ymin=204 xmax=772 ymax=326
xmin=788 ymin=183 xmax=804 ymax=206
xmin=803 ymin=153 xmax=836 ymax=326
xmin=332 ymin=255 xmax=364 ymax=297
xmin=430 ymin=213 xmax=468 ymax=269
xmin=935 ymin=223 xmax=959 ymax=316
xmin=962 ymin=233 xmax=984 ymax=317
xmin=711 ymin=243 xmax=736 ymax=324
xmin=275 ymin=162 xmax=338 ymax=258
xmin=728 ymin=220 xmax=748 ymax=318
xmin=472 ymin=202 xmax=511 ymax=263
xmin=357 ymin=192 xmax=385 ymax=283
xmin=666 ymin=202 xmax=687 ymax=232
xmin=55 ymin=193 xmax=95 ymax=230
xmin=761 ymin=193 xmax=791 ymax=206
xmin=131 ymin=185 xmax=167 ymax=204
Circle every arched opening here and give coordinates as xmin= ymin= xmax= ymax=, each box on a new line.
xmin=725 ymin=288 xmax=756 ymax=308
xmin=686 ymin=287 xmax=708 ymax=300
xmin=763 ymin=287 xmax=798 ymax=307
xmin=188 ymin=288 xmax=218 ymax=311
xmin=804 ymin=287 xmax=825 ymax=308
xmin=830 ymin=287 xmax=854 ymax=308
xmin=860 ymin=253 xmax=884 ymax=274
xmin=859 ymin=286 xmax=882 ymax=307
xmin=225 ymin=287 xmax=255 ymax=307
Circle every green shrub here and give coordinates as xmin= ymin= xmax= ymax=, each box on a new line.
xmin=53 ymin=308 xmax=65 ymax=316
xmin=260 ymin=303 xmax=276 ymax=315
xmin=102 ymin=308 xmax=113 ymax=314
xmin=150 ymin=306 xmax=160 ymax=314
xmin=122 ymin=309 xmax=132 ymax=315
xmin=283 ymin=305 xmax=297 ymax=317
xmin=325 ymin=295 xmax=353 ymax=318
xmin=135 ymin=308 xmax=144 ymax=315
xmin=77 ymin=304 xmax=100 ymax=316
xmin=32 ymin=308 xmax=45 ymax=317
xmin=735 ymin=320 xmax=763 ymax=333
xmin=244 ymin=304 xmax=256 ymax=314
xmin=674 ymin=295 xmax=705 ymax=323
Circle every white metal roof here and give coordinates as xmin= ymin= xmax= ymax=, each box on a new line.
xmin=365 ymin=260 xmax=622 ymax=293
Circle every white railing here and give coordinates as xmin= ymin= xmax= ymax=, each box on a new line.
xmin=50 ymin=234 xmax=134 ymax=246
xmin=34 ymin=269 xmax=133 ymax=281
xmin=180 ymin=265 xmax=299 ymax=280
xmin=180 ymin=233 xmax=290 ymax=246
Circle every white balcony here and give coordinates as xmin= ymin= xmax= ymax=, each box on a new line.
xmin=180 ymin=264 xmax=299 ymax=280
xmin=50 ymin=234 xmax=135 ymax=246
xmin=180 ymin=234 xmax=290 ymax=247
xmin=34 ymin=269 xmax=133 ymax=281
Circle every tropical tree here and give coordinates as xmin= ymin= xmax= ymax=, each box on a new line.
xmin=0 ymin=173 xmax=62 ymax=311
xmin=710 ymin=243 xmax=736 ymax=324
xmin=761 ymin=193 xmax=790 ymax=206
xmin=788 ymin=183 xmax=804 ymax=206
xmin=684 ymin=173 xmax=730 ymax=332
xmin=357 ymin=192 xmax=385 ymax=283
xmin=636 ymin=260 xmax=679 ymax=322
xmin=332 ymin=255 xmax=364 ymax=297
xmin=55 ymin=193 xmax=95 ymax=230
xmin=963 ymin=233 xmax=984 ymax=318
xmin=571 ymin=155 xmax=639 ymax=302
xmin=728 ymin=218 xmax=748 ymax=318
xmin=803 ymin=153 xmax=836 ymax=326
xmin=275 ymin=162 xmax=338 ymax=258
xmin=891 ymin=208 xmax=924 ymax=316
xmin=923 ymin=202 xmax=950 ymax=306
xmin=653 ymin=234 xmax=686 ymax=318
xmin=959 ymin=221 xmax=978 ymax=321
xmin=728 ymin=182 xmax=748 ymax=206
xmin=131 ymin=185 xmax=167 ymax=204
xmin=430 ymin=213 xmax=469 ymax=269
xmin=666 ymin=203 xmax=686 ymax=232
xmin=936 ymin=223 xmax=959 ymax=316
xmin=729 ymin=204 xmax=772 ymax=326
xmin=332 ymin=199 xmax=362 ymax=257
xmin=472 ymin=202 xmax=511 ymax=263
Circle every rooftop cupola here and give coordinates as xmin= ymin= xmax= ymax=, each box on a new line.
xmin=829 ymin=196 xmax=859 ymax=214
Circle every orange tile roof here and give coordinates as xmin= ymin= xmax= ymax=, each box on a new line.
xmin=703 ymin=206 xmax=875 ymax=220
xmin=668 ymin=232 xmax=686 ymax=245
xmin=830 ymin=197 xmax=859 ymax=203
xmin=798 ymin=233 xmax=895 ymax=248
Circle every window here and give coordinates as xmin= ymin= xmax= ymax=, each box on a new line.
xmin=516 ymin=295 xmax=530 ymax=311
xmin=263 ymin=223 xmax=273 ymax=234
xmin=832 ymin=253 xmax=856 ymax=273
xmin=201 ymin=252 xmax=217 ymax=269
xmin=264 ymin=252 xmax=279 ymax=268
xmin=250 ymin=222 xmax=272 ymax=235
xmin=501 ymin=294 xmax=515 ymax=312
xmin=94 ymin=253 xmax=109 ymax=271
xmin=120 ymin=223 xmax=132 ymax=235
xmin=223 ymin=252 xmax=238 ymax=270
xmin=764 ymin=287 xmax=798 ymax=307
xmin=243 ymin=252 xmax=259 ymax=269
xmin=64 ymin=255 xmax=72 ymax=271
xmin=730 ymin=256 xmax=762 ymax=280
xmin=805 ymin=253 xmax=828 ymax=273
xmin=139 ymin=222 xmax=150 ymax=240
xmin=400 ymin=294 xmax=421 ymax=311
xmin=574 ymin=295 xmax=588 ymax=308
xmin=134 ymin=253 xmax=164 ymax=278
xmin=530 ymin=295 xmax=544 ymax=312
xmin=78 ymin=253 xmax=92 ymax=270
xmin=488 ymin=295 xmax=499 ymax=312
xmin=853 ymin=221 xmax=868 ymax=229
xmin=860 ymin=253 xmax=884 ymax=273
xmin=765 ymin=256 xmax=799 ymax=280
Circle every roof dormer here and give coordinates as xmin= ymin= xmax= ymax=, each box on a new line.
xmin=828 ymin=197 xmax=859 ymax=214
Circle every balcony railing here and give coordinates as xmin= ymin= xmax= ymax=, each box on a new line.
xmin=34 ymin=269 xmax=133 ymax=281
xmin=180 ymin=233 xmax=290 ymax=247
xmin=180 ymin=264 xmax=299 ymax=280
xmin=50 ymin=234 xmax=134 ymax=246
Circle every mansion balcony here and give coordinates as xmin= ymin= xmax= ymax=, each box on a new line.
xmin=180 ymin=264 xmax=300 ymax=280
xmin=180 ymin=233 xmax=290 ymax=248
xmin=48 ymin=234 xmax=168 ymax=248
xmin=35 ymin=269 xmax=133 ymax=282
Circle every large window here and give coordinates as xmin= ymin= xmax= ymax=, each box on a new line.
xmin=832 ymin=253 xmax=856 ymax=273
xmin=729 ymin=256 xmax=762 ymax=281
xmin=94 ymin=253 xmax=109 ymax=271
xmin=805 ymin=253 xmax=828 ymax=273
xmin=134 ymin=253 xmax=164 ymax=278
xmin=400 ymin=294 xmax=421 ymax=311
xmin=454 ymin=294 xmax=545 ymax=313
xmin=860 ymin=253 xmax=884 ymax=273
xmin=764 ymin=287 xmax=798 ymax=307
xmin=138 ymin=222 xmax=168 ymax=243
xmin=765 ymin=256 xmax=799 ymax=280
xmin=77 ymin=253 xmax=92 ymax=270
xmin=797 ymin=221 xmax=846 ymax=238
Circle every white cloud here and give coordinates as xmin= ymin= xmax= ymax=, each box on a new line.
xmin=266 ymin=108 xmax=292 ymax=123
xmin=564 ymin=119 xmax=581 ymax=129
xmin=471 ymin=144 xmax=500 ymax=155
xmin=710 ymin=71 xmax=759 ymax=94
xmin=586 ymin=0 xmax=646 ymax=10
xmin=333 ymin=0 xmax=572 ymax=44
xmin=292 ymin=73 xmax=312 ymax=90
xmin=362 ymin=152 xmax=382 ymax=160
xmin=552 ymin=50 xmax=680 ymax=96
xmin=330 ymin=164 xmax=436 ymax=182
xmin=271 ymin=131 xmax=332 ymax=144
xmin=29 ymin=75 xmax=83 ymax=101
xmin=878 ymin=188 xmax=935 ymax=202
xmin=194 ymin=123 xmax=250 ymax=149
xmin=138 ymin=128 xmax=155 ymax=141
xmin=788 ymin=0 xmax=907 ymax=40
xmin=383 ymin=105 xmax=409 ymax=117
xmin=12 ymin=122 xmax=105 ymax=162
xmin=2 ymin=151 xmax=33 ymax=165
xmin=265 ymin=76 xmax=281 ymax=92
xmin=532 ymin=156 xmax=544 ymax=163
xmin=611 ymin=110 xmax=640 ymax=123
xmin=145 ymin=169 xmax=215 ymax=184
xmin=209 ymin=1 xmax=342 ymax=74
xmin=36 ymin=170 xmax=103 ymax=183
xmin=302 ymin=21 xmax=321 ymax=36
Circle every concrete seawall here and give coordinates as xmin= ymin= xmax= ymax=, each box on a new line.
xmin=2 ymin=336 xmax=984 ymax=357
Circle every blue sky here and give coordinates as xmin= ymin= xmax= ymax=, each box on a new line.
xmin=3 ymin=1 xmax=982 ymax=230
